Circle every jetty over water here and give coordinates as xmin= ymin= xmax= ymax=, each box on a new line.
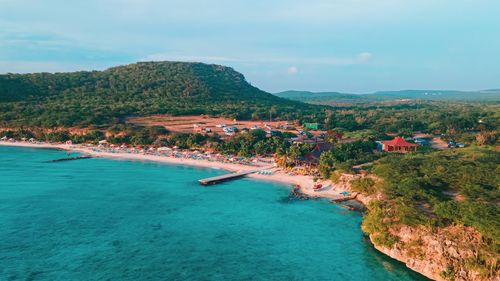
xmin=198 ymin=166 xmax=273 ymax=185
xmin=47 ymin=156 xmax=92 ymax=163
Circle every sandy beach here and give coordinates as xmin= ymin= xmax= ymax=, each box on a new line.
xmin=0 ymin=141 xmax=355 ymax=200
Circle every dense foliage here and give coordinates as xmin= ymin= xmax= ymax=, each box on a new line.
xmin=216 ymin=129 xmax=293 ymax=157
xmin=0 ymin=62 xmax=320 ymax=127
xmin=321 ymin=103 xmax=499 ymax=138
xmin=318 ymin=140 xmax=378 ymax=177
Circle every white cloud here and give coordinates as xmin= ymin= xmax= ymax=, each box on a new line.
xmin=357 ymin=52 xmax=372 ymax=62
xmin=287 ymin=66 xmax=298 ymax=75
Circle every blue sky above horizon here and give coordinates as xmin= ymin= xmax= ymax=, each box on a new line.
xmin=1 ymin=0 xmax=499 ymax=93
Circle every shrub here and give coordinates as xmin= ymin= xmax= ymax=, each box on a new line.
xmin=350 ymin=177 xmax=376 ymax=194
xmin=330 ymin=171 xmax=342 ymax=183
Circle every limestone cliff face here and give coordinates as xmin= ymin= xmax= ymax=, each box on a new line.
xmin=369 ymin=224 xmax=497 ymax=281
xmin=350 ymin=188 xmax=497 ymax=281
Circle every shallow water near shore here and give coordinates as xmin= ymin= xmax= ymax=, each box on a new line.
xmin=0 ymin=146 xmax=429 ymax=280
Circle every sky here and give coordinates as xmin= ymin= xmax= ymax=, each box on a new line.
xmin=0 ymin=0 xmax=499 ymax=93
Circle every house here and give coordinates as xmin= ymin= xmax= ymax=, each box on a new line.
xmin=223 ymin=126 xmax=238 ymax=136
xmin=298 ymin=142 xmax=334 ymax=166
xmin=278 ymin=123 xmax=293 ymax=130
xmin=304 ymin=123 xmax=321 ymax=130
xmin=379 ymin=137 xmax=417 ymax=152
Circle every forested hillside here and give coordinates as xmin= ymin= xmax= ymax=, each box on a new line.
xmin=0 ymin=62 xmax=318 ymax=127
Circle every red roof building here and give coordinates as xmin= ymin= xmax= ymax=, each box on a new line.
xmin=380 ymin=137 xmax=417 ymax=152
xmin=299 ymin=142 xmax=334 ymax=166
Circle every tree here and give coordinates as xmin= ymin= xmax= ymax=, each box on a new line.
xmin=269 ymin=106 xmax=277 ymax=122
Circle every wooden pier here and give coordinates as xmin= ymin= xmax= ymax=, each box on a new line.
xmin=47 ymin=156 xmax=93 ymax=163
xmin=198 ymin=166 xmax=273 ymax=185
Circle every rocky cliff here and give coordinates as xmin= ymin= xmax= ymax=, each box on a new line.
xmin=341 ymin=173 xmax=500 ymax=281
xmin=370 ymin=225 xmax=497 ymax=281
xmin=351 ymin=187 xmax=498 ymax=281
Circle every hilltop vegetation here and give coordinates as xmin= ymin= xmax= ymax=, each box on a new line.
xmin=0 ymin=62 xmax=319 ymax=127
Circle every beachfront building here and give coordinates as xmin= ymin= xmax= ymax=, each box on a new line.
xmin=297 ymin=142 xmax=334 ymax=167
xmin=379 ymin=136 xmax=417 ymax=152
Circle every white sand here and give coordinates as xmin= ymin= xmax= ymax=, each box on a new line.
xmin=0 ymin=141 xmax=355 ymax=200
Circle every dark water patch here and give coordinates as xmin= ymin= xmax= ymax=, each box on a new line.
xmin=339 ymin=199 xmax=367 ymax=212
xmin=45 ymin=155 xmax=93 ymax=163
xmin=279 ymin=185 xmax=317 ymax=203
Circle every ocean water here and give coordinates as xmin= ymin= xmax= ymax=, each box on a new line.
xmin=0 ymin=146 xmax=429 ymax=281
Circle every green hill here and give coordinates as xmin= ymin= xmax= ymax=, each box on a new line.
xmin=0 ymin=61 xmax=318 ymax=127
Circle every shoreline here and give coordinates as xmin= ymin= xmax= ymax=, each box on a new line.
xmin=0 ymin=141 xmax=357 ymax=201
xmin=2 ymin=141 xmax=436 ymax=279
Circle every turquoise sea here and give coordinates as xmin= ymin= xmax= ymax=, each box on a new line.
xmin=0 ymin=146 xmax=428 ymax=281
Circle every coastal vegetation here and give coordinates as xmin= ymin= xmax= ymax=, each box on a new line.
xmin=318 ymin=140 xmax=377 ymax=177
xmin=362 ymin=147 xmax=500 ymax=278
